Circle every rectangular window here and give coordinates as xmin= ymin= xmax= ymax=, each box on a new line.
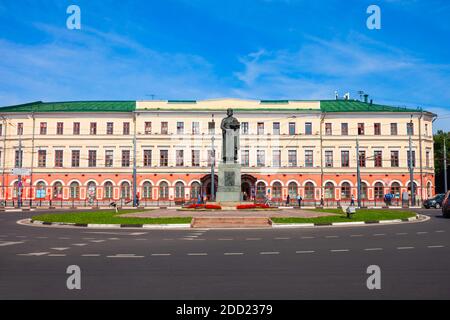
xmin=161 ymin=122 xmax=168 ymax=135
xmin=207 ymin=150 xmax=215 ymax=167
xmin=305 ymin=150 xmax=313 ymax=167
xmin=391 ymin=151 xmax=399 ymax=167
xmin=123 ymin=122 xmax=130 ymax=135
xmin=359 ymin=151 xmax=366 ymax=167
xmin=426 ymin=151 xmax=430 ymax=168
xmin=257 ymin=122 xmax=264 ymax=135
xmin=90 ymin=122 xmax=97 ymax=135
xmin=208 ymin=122 xmax=215 ymax=135
xmin=288 ymin=150 xmax=297 ymax=167
xmin=56 ymin=122 xmax=64 ymax=135
xmin=0 ymin=124 xmax=2 ymax=136
xmin=145 ymin=122 xmax=152 ymax=134
xmin=160 ymin=150 xmax=168 ymax=167
xmin=107 ymin=122 xmax=114 ymax=135
xmin=192 ymin=150 xmax=200 ymax=167
xmin=325 ymin=123 xmax=332 ymax=136
xmin=374 ymin=123 xmax=381 ymax=135
xmin=88 ymin=150 xmax=97 ymax=168
xmin=325 ymin=150 xmax=333 ymax=167
xmin=17 ymin=123 xmax=23 ymax=135
xmin=15 ymin=150 xmax=23 ymax=168
xmin=55 ymin=150 xmax=64 ymax=168
xmin=73 ymin=122 xmax=80 ymax=135
xmin=390 ymin=123 xmax=398 ymax=136
xmin=176 ymin=150 xmax=184 ymax=167
xmin=305 ymin=122 xmax=312 ymax=135
xmin=143 ymin=150 xmax=152 ymax=167
xmin=257 ymin=150 xmax=265 ymax=167
xmin=121 ymin=150 xmax=130 ymax=167
xmin=407 ymin=122 xmax=414 ymax=135
xmin=38 ymin=150 xmax=46 ymax=168
xmin=71 ymin=150 xmax=80 ymax=167
xmin=105 ymin=150 xmax=114 ymax=167
xmin=272 ymin=150 xmax=281 ymax=167
xmin=273 ymin=122 xmax=280 ymax=135
xmin=241 ymin=150 xmax=249 ymax=167
xmin=341 ymin=123 xmax=348 ymax=136
xmin=40 ymin=122 xmax=47 ymax=135
xmin=358 ymin=123 xmax=365 ymax=135
xmin=341 ymin=151 xmax=349 ymax=167
xmin=407 ymin=150 xmax=416 ymax=168
xmin=425 ymin=124 xmax=429 ymax=136
xmin=241 ymin=122 xmax=249 ymax=135
xmin=374 ymin=151 xmax=382 ymax=167
xmin=289 ymin=122 xmax=296 ymax=135
xmin=177 ymin=122 xmax=184 ymax=135
xmin=192 ymin=122 xmax=200 ymax=135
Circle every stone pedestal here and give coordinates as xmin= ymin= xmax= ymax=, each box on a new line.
xmin=216 ymin=162 xmax=242 ymax=202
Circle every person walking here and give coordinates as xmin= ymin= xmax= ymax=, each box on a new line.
xmin=286 ymin=194 xmax=290 ymax=206
xmin=297 ymin=194 xmax=303 ymax=208
xmin=350 ymin=194 xmax=355 ymax=206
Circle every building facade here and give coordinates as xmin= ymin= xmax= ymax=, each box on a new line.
xmin=0 ymin=98 xmax=436 ymax=206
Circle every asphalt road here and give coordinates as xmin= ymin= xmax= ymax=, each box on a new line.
xmin=0 ymin=208 xmax=449 ymax=300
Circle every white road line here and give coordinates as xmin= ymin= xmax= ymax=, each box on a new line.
xmin=350 ymin=234 xmax=363 ymax=237
xmin=396 ymin=233 xmax=408 ymax=235
xmin=224 ymin=253 xmax=244 ymax=256
xmin=82 ymin=238 xmax=96 ymax=240
xmin=107 ymin=254 xmax=144 ymax=258
xmin=218 ymin=238 xmax=233 ymax=241
xmin=36 ymin=237 xmax=48 ymax=239
xmin=435 ymin=230 xmax=445 ymax=233
xmin=82 ymin=254 xmax=101 ymax=257
xmin=48 ymin=254 xmax=66 ymax=257
xmin=107 ymin=238 xmax=120 ymax=240
xmin=184 ymin=236 xmax=198 ymax=238
xmin=325 ymin=236 xmax=339 ymax=238
xmin=151 ymin=253 xmax=172 ymax=256
xmin=17 ymin=252 xmax=49 ymax=256
xmin=90 ymin=240 xmax=106 ymax=243
xmin=135 ymin=238 xmax=148 ymax=241
xmin=427 ymin=245 xmax=445 ymax=248
xmin=163 ymin=239 xmax=174 ymax=241
xmin=331 ymin=249 xmax=350 ymax=252
xmin=364 ymin=248 xmax=383 ymax=251
xmin=373 ymin=234 xmax=386 ymax=236
xmin=417 ymin=232 xmax=428 ymax=234
xmin=246 ymin=238 xmax=262 ymax=241
xmin=0 ymin=241 xmax=24 ymax=247
xmin=260 ymin=252 xmax=279 ymax=255
xmin=301 ymin=236 xmax=315 ymax=239
xmin=51 ymin=248 xmax=70 ymax=251
xmin=274 ymin=237 xmax=290 ymax=240
xmin=397 ymin=247 xmax=415 ymax=250
xmin=296 ymin=250 xmax=315 ymax=254
xmin=187 ymin=253 xmax=208 ymax=256
xmin=72 ymin=243 xmax=88 ymax=246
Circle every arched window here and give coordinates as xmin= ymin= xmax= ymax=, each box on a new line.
xmin=304 ymin=182 xmax=315 ymax=199
xmin=12 ymin=181 xmax=19 ymax=198
xmin=341 ymin=182 xmax=351 ymax=199
xmin=175 ymin=182 xmax=185 ymax=199
xmin=288 ymin=182 xmax=298 ymax=198
xmin=272 ymin=182 xmax=282 ymax=199
xmin=36 ymin=181 xmax=46 ymax=199
xmin=390 ymin=182 xmax=401 ymax=198
xmin=104 ymin=182 xmax=113 ymax=199
xmin=190 ymin=182 xmax=201 ymax=199
xmin=143 ymin=182 xmax=152 ymax=199
xmin=256 ymin=182 xmax=266 ymax=198
xmin=70 ymin=182 xmax=80 ymax=199
xmin=159 ymin=181 xmax=169 ymax=200
xmin=360 ymin=182 xmax=368 ymax=200
xmin=121 ymin=182 xmax=131 ymax=199
xmin=407 ymin=182 xmax=418 ymax=195
xmin=53 ymin=182 xmax=63 ymax=199
xmin=427 ymin=182 xmax=432 ymax=198
xmin=374 ymin=182 xmax=384 ymax=199
xmin=324 ymin=182 xmax=335 ymax=199
xmin=87 ymin=182 xmax=97 ymax=199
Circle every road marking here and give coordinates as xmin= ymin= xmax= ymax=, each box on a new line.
xmin=48 ymin=254 xmax=66 ymax=257
xmin=184 ymin=236 xmax=198 ymax=238
xmin=107 ymin=238 xmax=120 ymax=240
xmin=82 ymin=254 xmax=101 ymax=257
xmin=90 ymin=240 xmax=106 ymax=243
xmin=246 ymin=238 xmax=262 ymax=241
xmin=260 ymin=252 xmax=279 ymax=255
xmin=296 ymin=250 xmax=315 ymax=254
xmin=350 ymin=234 xmax=363 ymax=237
xmin=274 ymin=237 xmax=290 ymax=240
xmin=17 ymin=252 xmax=49 ymax=256
xmin=325 ymin=236 xmax=339 ymax=238
xmin=224 ymin=253 xmax=244 ymax=256
xmin=107 ymin=254 xmax=144 ymax=258
xmin=373 ymin=234 xmax=386 ymax=236
xmin=331 ymin=249 xmax=350 ymax=252
xmin=163 ymin=239 xmax=174 ymax=241
xmin=82 ymin=238 xmax=96 ymax=240
xmin=135 ymin=238 xmax=148 ymax=241
xmin=130 ymin=232 xmax=147 ymax=236
xmin=397 ymin=247 xmax=414 ymax=250
xmin=151 ymin=253 xmax=172 ymax=256
xmin=72 ymin=243 xmax=88 ymax=246
xmin=364 ymin=248 xmax=383 ymax=251
xmin=218 ymin=238 xmax=233 ymax=241
xmin=417 ymin=232 xmax=428 ymax=234
xmin=427 ymin=245 xmax=445 ymax=248
xmin=396 ymin=233 xmax=408 ymax=235
xmin=0 ymin=241 xmax=24 ymax=247
xmin=188 ymin=253 xmax=208 ymax=256
xmin=301 ymin=236 xmax=315 ymax=239
xmin=435 ymin=230 xmax=445 ymax=233
xmin=36 ymin=236 xmax=48 ymax=239
xmin=51 ymin=248 xmax=70 ymax=251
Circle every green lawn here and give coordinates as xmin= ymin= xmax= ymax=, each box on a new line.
xmin=271 ymin=209 xmax=416 ymax=224
xmin=32 ymin=210 xmax=192 ymax=225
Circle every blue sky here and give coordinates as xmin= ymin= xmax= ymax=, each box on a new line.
xmin=1 ymin=0 xmax=450 ymax=130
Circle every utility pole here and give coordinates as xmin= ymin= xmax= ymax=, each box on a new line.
xmin=408 ymin=120 xmax=415 ymax=206
xmin=210 ymin=116 xmax=215 ymax=202
xmin=17 ymin=133 xmax=23 ymax=209
xmin=132 ymin=113 xmax=138 ymax=207
xmin=444 ymin=134 xmax=448 ymax=193
xmin=356 ymin=136 xmax=361 ymax=208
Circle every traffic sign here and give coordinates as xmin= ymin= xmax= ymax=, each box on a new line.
xmin=11 ymin=168 xmax=31 ymax=176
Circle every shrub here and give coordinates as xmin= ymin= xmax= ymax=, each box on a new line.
xmin=236 ymin=204 xmax=271 ymax=210
xmin=184 ymin=204 xmax=222 ymax=210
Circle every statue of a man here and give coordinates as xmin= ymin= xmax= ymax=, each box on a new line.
xmin=221 ymin=108 xmax=240 ymax=163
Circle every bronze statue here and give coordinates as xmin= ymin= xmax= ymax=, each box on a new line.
xmin=221 ymin=108 xmax=240 ymax=162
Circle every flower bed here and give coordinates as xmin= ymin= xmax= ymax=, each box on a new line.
xmin=236 ymin=204 xmax=273 ymax=210
xmin=184 ymin=204 xmax=222 ymax=210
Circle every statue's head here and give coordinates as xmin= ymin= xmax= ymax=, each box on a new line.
xmin=227 ymin=108 xmax=233 ymax=116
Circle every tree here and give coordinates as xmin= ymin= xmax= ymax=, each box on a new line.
xmin=434 ymin=130 xmax=449 ymax=193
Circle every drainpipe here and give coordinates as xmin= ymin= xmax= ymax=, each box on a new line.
xmin=1 ymin=116 xmax=6 ymax=202
xmin=418 ymin=110 xmax=424 ymax=200
xmin=320 ymin=113 xmax=325 ymax=199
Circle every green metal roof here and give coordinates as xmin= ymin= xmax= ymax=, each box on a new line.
xmin=0 ymin=101 xmax=136 ymax=113
xmin=320 ymin=100 xmax=422 ymax=113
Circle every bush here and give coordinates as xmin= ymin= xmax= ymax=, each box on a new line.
xmin=184 ymin=204 xmax=222 ymax=210
xmin=236 ymin=204 xmax=272 ymax=210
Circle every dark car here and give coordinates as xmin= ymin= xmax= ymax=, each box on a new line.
xmin=423 ymin=193 xmax=445 ymax=209
xmin=441 ymin=192 xmax=450 ymax=218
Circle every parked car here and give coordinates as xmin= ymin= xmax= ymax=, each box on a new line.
xmin=423 ymin=193 xmax=445 ymax=209
xmin=441 ymin=192 xmax=450 ymax=218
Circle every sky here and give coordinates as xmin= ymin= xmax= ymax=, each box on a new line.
xmin=0 ymin=0 xmax=450 ymax=130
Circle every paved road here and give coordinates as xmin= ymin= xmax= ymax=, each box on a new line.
xmin=0 ymin=208 xmax=449 ymax=299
